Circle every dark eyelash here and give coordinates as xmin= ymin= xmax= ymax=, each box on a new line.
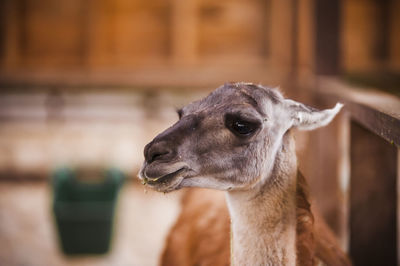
xmin=177 ymin=109 xmax=183 ymax=119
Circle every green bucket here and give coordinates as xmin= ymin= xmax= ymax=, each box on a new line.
xmin=52 ymin=168 xmax=124 ymax=255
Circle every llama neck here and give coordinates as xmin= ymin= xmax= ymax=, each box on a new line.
xmin=226 ymin=132 xmax=297 ymax=266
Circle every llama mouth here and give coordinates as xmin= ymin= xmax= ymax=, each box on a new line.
xmin=142 ymin=168 xmax=187 ymax=192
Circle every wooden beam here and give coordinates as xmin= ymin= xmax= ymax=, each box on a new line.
xmin=345 ymin=103 xmax=400 ymax=147
xmin=314 ymin=0 xmax=341 ymax=74
xmin=317 ymin=77 xmax=400 ymax=147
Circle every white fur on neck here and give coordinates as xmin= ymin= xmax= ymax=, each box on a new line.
xmin=225 ymin=133 xmax=298 ymax=266
xmin=226 ymin=191 xmax=296 ymax=266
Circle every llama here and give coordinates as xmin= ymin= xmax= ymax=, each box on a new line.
xmin=139 ymin=82 xmax=350 ymax=265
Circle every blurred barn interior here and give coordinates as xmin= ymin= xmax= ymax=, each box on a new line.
xmin=0 ymin=0 xmax=399 ymax=265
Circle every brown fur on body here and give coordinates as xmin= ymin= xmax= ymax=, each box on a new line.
xmin=161 ymin=188 xmax=230 ymax=266
xmin=161 ymin=171 xmax=351 ymax=266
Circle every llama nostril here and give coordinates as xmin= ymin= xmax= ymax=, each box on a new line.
xmin=145 ymin=142 xmax=173 ymax=163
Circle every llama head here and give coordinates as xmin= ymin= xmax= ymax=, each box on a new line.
xmin=139 ymin=82 xmax=342 ymax=192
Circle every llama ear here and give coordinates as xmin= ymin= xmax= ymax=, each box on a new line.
xmin=285 ymin=99 xmax=343 ymax=131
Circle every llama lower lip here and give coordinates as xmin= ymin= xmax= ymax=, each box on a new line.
xmin=146 ymin=168 xmax=186 ymax=186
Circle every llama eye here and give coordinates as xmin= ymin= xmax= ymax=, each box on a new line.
xmin=225 ymin=113 xmax=260 ymax=137
xmin=231 ymin=120 xmax=258 ymax=136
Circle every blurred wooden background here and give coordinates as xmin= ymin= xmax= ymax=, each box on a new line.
xmin=0 ymin=0 xmax=399 ymax=265
xmin=0 ymin=0 xmax=398 ymax=86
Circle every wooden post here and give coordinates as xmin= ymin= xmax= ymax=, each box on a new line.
xmin=397 ymin=148 xmax=400 ymax=265
xmin=374 ymin=0 xmax=390 ymax=62
xmin=0 ymin=0 xmax=5 ymax=65
xmin=170 ymin=0 xmax=198 ymax=66
xmin=296 ymin=0 xmax=315 ymax=82
xmin=337 ymin=112 xmax=351 ymax=251
xmin=314 ymin=0 xmax=340 ymax=74
xmin=269 ymin=0 xmax=294 ymax=75
xmin=350 ymin=121 xmax=397 ymax=265
xmin=390 ymin=0 xmax=400 ymax=70
xmin=81 ymin=0 xmax=103 ymax=69
xmin=2 ymin=0 xmax=20 ymax=69
xmin=289 ymin=0 xmax=299 ymax=82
